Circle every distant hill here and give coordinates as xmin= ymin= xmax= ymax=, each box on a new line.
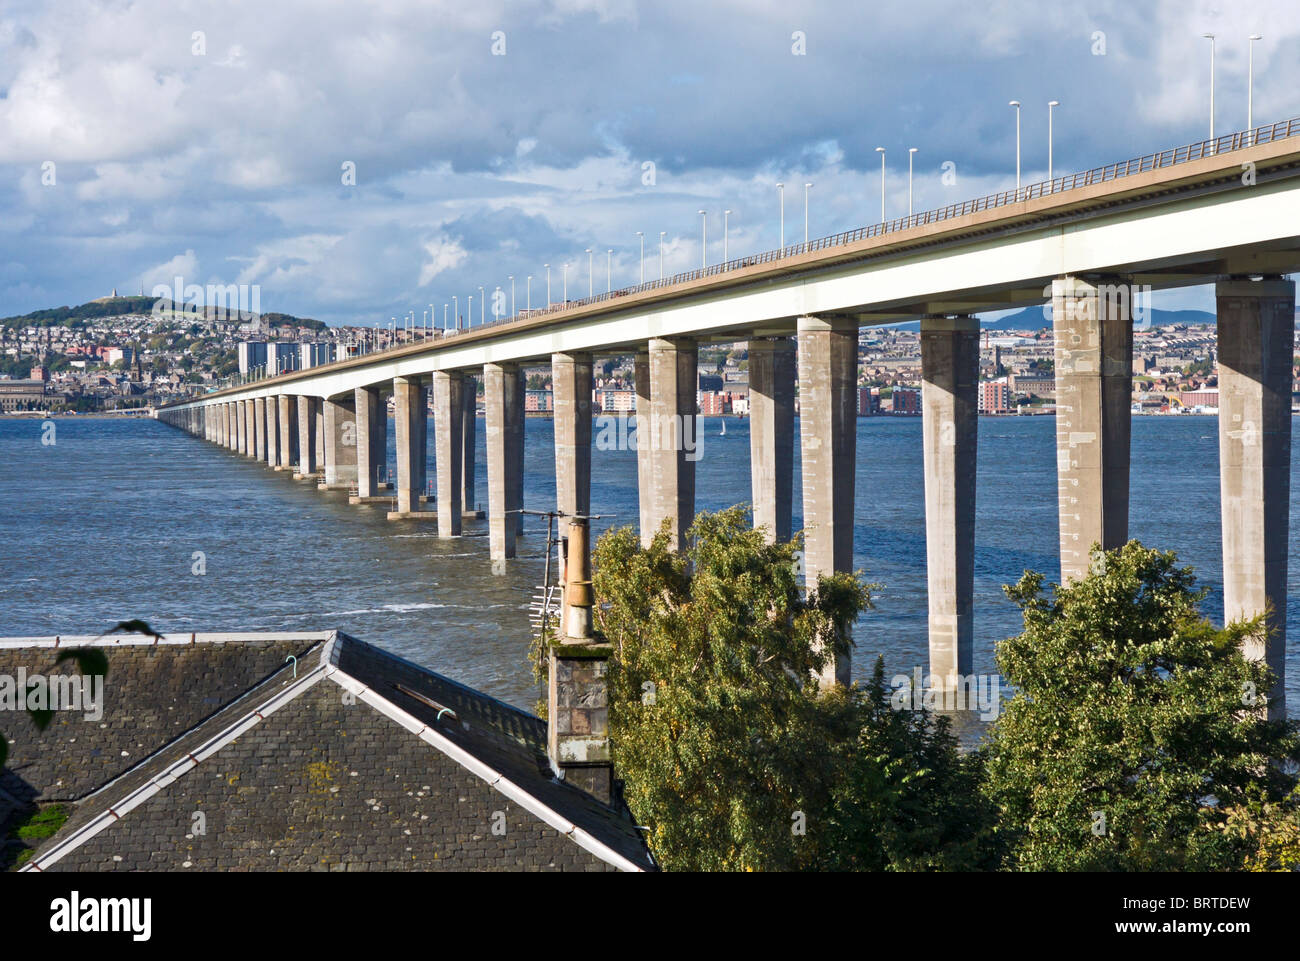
xmin=983 ymin=306 xmax=1216 ymax=330
xmin=0 ymin=297 xmax=325 ymax=331
xmin=888 ymin=306 xmax=1217 ymax=332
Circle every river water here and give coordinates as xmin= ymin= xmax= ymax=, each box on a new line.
xmin=0 ymin=414 xmax=1296 ymax=718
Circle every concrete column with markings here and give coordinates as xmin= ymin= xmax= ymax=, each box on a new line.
xmin=748 ymin=337 xmax=796 ymax=544
xmin=389 ymin=376 xmax=431 ymax=518
xmin=647 ymin=337 xmax=698 ymax=552
xmin=921 ymin=316 xmax=980 ymax=687
xmin=321 ymin=396 xmax=358 ymax=489
xmin=433 ymin=371 xmax=465 ymax=536
xmin=797 ymin=314 xmax=859 ymax=688
xmin=354 ymin=386 xmax=386 ymax=497
xmin=295 ymin=396 xmax=319 ymax=477
xmin=552 ymin=352 xmax=593 ymax=521
xmin=277 ymin=395 xmax=298 ymax=470
xmin=1052 ymin=275 xmax=1133 ymax=582
xmin=485 ymin=362 xmax=524 ymax=564
xmin=1217 ymin=278 xmax=1294 ymax=719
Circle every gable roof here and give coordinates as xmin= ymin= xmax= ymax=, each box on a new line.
xmin=5 ymin=632 xmax=653 ymax=872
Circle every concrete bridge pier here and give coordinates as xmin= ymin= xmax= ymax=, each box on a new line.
xmin=277 ymin=395 xmax=298 ymax=471
xmin=236 ymin=400 xmax=249 ymax=455
xmin=389 ymin=376 xmax=433 ymax=520
xmin=921 ymin=316 xmax=980 ymax=687
xmin=265 ymin=397 xmax=280 ymax=468
xmin=634 ymin=349 xmax=654 ymax=547
xmin=646 ymin=337 xmax=698 ymax=552
xmin=1216 ymin=277 xmax=1295 ymax=719
xmin=553 ymin=352 xmax=593 ymax=521
xmin=462 ymin=377 xmax=479 ymax=517
xmin=797 ymin=314 xmax=859 ymax=689
xmin=485 ymin=361 xmax=524 ymax=565
xmin=321 ymin=396 xmax=358 ymax=490
xmin=1052 ymin=275 xmax=1133 ymax=581
xmin=314 ymin=404 xmax=325 ymax=477
xmin=748 ymin=337 xmax=796 ymax=544
xmin=294 ymin=396 xmax=320 ymax=479
xmin=220 ymin=403 xmax=230 ymax=449
xmin=251 ymin=399 xmax=264 ymax=459
xmin=353 ymin=386 xmax=386 ymax=497
xmin=433 ymin=371 xmax=465 ymax=536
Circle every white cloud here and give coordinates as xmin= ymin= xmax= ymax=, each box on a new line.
xmin=419 ymin=237 xmax=469 ymax=286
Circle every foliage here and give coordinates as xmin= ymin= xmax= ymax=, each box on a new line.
xmin=1218 ymin=783 xmax=1300 ymax=871
xmin=3 ymin=804 xmax=71 ymax=871
xmin=982 ymin=541 xmax=1300 ymax=871
xmin=594 ymin=507 xmax=997 ymax=871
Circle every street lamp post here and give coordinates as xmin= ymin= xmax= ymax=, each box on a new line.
xmin=803 ymin=184 xmax=812 ymax=244
xmin=1249 ymin=34 xmax=1262 ymax=135
xmin=776 ymin=182 xmax=785 ymax=249
xmin=636 ymin=231 xmax=644 ymax=285
xmin=526 ymin=276 xmax=532 ymax=312
xmin=544 ymin=265 xmax=551 ymax=307
xmin=1203 ymin=34 xmax=1216 ymax=141
xmin=586 ymin=248 xmax=593 ymax=297
xmin=723 ymin=209 xmax=731 ymax=262
xmin=606 ymin=249 xmax=612 ymax=293
xmin=562 ymin=262 xmax=568 ymax=303
xmin=479 ymin=286 xmax=484 ymax=325
xmin=452 ymin=296 xmax=458 ymax=330
xmin=699 ymin=210 xmax=707 ymax=268
xmin=1009 ymin=100 xmax=1021 ymax=192
xmin=467 ymin=295 xmax=473 ymax=328
xmin=1048 ymin=101 xmax=1059 ymax=187
xmin=875 ymin=147 xmax=886 ymax=222
xmin=908 ymin=148 xmax=917 ymax=216
xmin=508 ymin=277 xmax=514 ymax=318
xmin=659 ymin=232 xmax=665 ymax=279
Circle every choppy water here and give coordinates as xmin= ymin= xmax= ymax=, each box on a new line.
xmin=0 ymin=414 xmax=1296 ymax=717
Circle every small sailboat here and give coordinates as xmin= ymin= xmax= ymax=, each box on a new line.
xmin=720 ymin=419 xmax=727 ymax=436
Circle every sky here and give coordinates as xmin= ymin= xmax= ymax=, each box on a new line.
xmin=0 ymin=0 xmax=1295 ymax=325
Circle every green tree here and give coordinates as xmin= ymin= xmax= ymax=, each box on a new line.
xmin=982 ymin=541 xmax=1300 ymax=871
xmin=594 ymin=507 xmax=996 ymax=871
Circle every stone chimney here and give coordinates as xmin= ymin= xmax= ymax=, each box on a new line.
xmin=547 ymin=518 xmax=615 ymax=803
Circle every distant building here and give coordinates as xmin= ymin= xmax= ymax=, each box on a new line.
xmin=697 ymin=391 xmax=729 ymax=416
xmin=979 ymin=379 xmax=1012 ymax=414
xmin=0 ymin=379 xmax=48 ymax=411
xmin=525 ymin=389 xmax=553 ymax=412
xmin=1009 ymin=370 xmax=1054 ymax=399
xmin=299 ymin=342 xmax=332 ymax=369
xmin=600 ymin=388 xmax=635 ymax=413
xmin=890 ymin=387 xmax=921 ymax=414
xmin=1180 ymin=388 xmax=1219 ymax=409
xmin=858 ymin=386 xmax=879 ymax=416
xmin=238 ymin=341 xmax=268 ymax=376
xmin=267 ymin=342 xmax=300 ymax=375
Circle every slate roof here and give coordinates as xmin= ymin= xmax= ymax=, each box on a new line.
xmin=4 ymin=632 xmax=653 ymax=872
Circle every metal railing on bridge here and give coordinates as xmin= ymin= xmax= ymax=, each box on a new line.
xmin=443 ymin=118 xmax=1300 ymax=331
